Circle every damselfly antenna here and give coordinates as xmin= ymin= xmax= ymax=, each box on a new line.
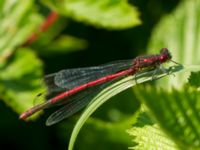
xmin=170 ymin=59 xmax=180 ymax=65
xmin=160 ymin=48 xmax=180 ymax=65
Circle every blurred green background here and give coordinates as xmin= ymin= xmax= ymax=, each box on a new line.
xmin=3 ymin=0 xmax=197 ymax=150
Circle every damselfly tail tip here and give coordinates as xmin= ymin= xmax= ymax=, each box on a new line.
xmin=19 ymin=112 xmax=27 ymax=120
xmin=19 ymin=110 xmax=32 ymax=120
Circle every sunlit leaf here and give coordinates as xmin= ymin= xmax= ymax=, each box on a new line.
xmin=134 ymin=73 xmax=200 ymax=149
xmin=127 ymin=112 xmax=179 ymax=150
xmin=0 ymin=48 xmax=45 ymax=118
xmin=0 ymin=0 xmax=43 ymax=64
xmin=42 ymin=0 xmax=141 ymax=29
xmin=147 ymin=0 xmax=200 ymax=89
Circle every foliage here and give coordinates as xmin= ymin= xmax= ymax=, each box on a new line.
xmin=188 ymin=72 xmax=200 ymax=88
xmin=0 ymin=0 xmax=43 ymax=62
xmin=0 ymin=48 xmax=44 ymax=117
xmin=128 ymin=1 xmax=200 ymax=150
xmin=68 ymin=65 xmax=183 ymax=150
xmin=0 ymin=0 xmax=45 ymax=117
xmin=132 ymin=73 xmax=200 ymax=150
xmin=1 ymin=0 xmax=200 ymax=150
xmin=42 ymin=0 xmax=141 ymax=29
xmin=127 ymin=111 xmax=179 ymax=150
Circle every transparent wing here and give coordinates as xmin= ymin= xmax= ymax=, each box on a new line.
xmin=44 ymin=73 xmax=64 ymax=93
xmin=44 ymin=59 xmax=133 ymax=92
xmin=45 ymin=80 xmax=115 ymax=126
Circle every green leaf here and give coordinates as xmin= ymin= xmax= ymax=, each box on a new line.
xmin=127 ymin=111 xmax=179 ymax=150
xmin=0 ymin=48 xmax=45 ymax=118
xmin=132 ymin=65 xmax=200 ymax=150
xmin=0 ymin=1 xmax=45 ymax=118
xmin=147 ymin=0 xmax=200 ymax=89
xmin=0 ymin=0 xmax=43 ymax=64
xmin=68 ymin=65 xmax=183 ymax=150
xmin=130 ymin=68 xmax=200 ymax=150
xmin=42 ymin=0 xmax=141 ymax=29
xmin=134 ymin=81 xmax=200 ymax=150
xmin=132 ymin=1 xmax=200 ymax=149
xmin=188 ymin=72 xmax=200 ymax=88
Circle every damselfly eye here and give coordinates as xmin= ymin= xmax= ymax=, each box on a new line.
xmin=160 ymin=48 xmax=168 ymax=54
xmin=160 ymin=48 xmax=172 ymax=60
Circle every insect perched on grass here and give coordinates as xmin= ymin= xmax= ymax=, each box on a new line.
xmin=20 ymin=48 xmax=175 ymax=126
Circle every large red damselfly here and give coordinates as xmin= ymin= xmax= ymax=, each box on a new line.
xmin=20 ymin=48 xmax=174 ymax=125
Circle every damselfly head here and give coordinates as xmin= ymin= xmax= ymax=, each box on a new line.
xmin=159 ymin=48 xmax=172 ymax=62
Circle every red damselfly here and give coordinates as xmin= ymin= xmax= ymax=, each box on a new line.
xmin=20 ymin=48 xmax=174 ymax=125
